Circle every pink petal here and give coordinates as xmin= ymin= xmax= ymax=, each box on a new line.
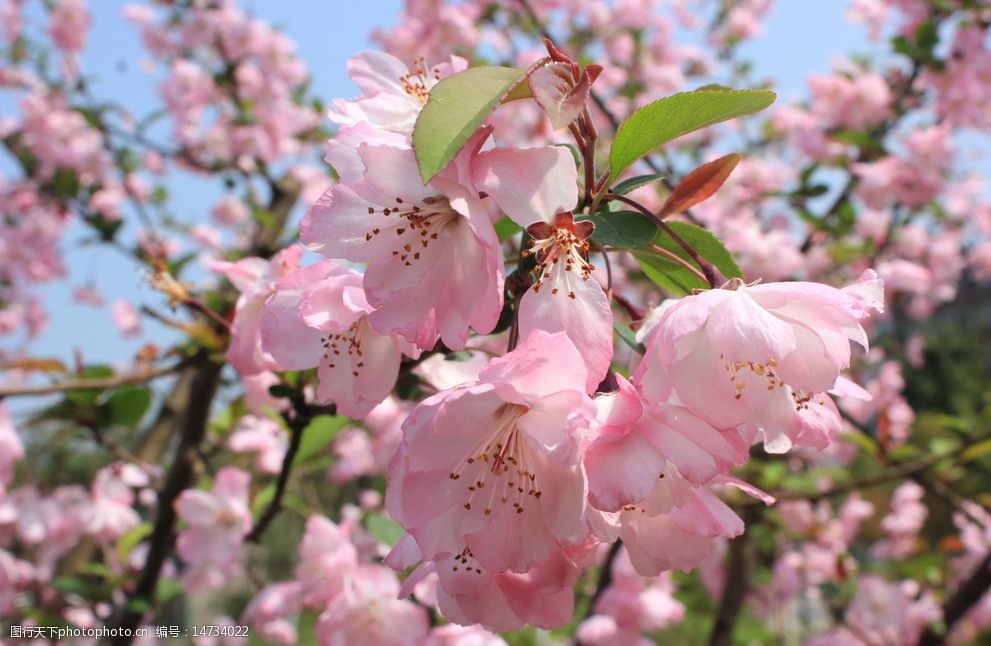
xmin=474 ymin=146 xmax=579 ymax=227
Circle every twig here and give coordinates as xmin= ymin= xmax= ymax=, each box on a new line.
xmin=105 ymin=352 xmax=222 ymax=643
xmin=919 ymin=552 xmax=991 ymax=646
xmin=708 ymin=506 xmax=760 ymax=646
xmin=245 ymin=401 xmax=328 ymax=543
xmin=0 ymin=361 xmax=184 ymax=398
xmin=745 ymin=437 xmax=982 ymax=505
xmin=609 ymin=192 xmax=721 ymax=286
xmin=575 ymin=539 xmax=622 ymax=646
xmin=647 ymin=244 xmax=710 ymax=284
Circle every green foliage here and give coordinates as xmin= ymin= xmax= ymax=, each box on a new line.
xmin=494 ymin=215 xmax=523 ymax=242
xmin=613 ymin=320 xmax=645 ymax=354
xmin=611 ymin=172 xmax=666 ymax=195
xmin=608 ymin=87 xmax=776 ymax=182
xmin=365 ymin=514 xmax=405 ymax=547
xmin=100 ymin=386 xmax=152 ymax=428
xmin=632 ymin=222 xmax=742 ymax=295
xmin=576 ymin=210 xmax=657 ymax=248
xmin=294 ymin=414 xmax=348 ymax=466
xmin=413 ymin=66 xmax=527 ymax=182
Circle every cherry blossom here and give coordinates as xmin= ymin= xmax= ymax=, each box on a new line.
xmin=636 ymin=272 xmax=883 ymax=451
xmin=259 ymin=260 xmax=415 ymax=418
xmin=302 ymin=137 xmax=503 ymax=350
xmin=175 ymin=467 xmax=251 ymax=592
xmin=476 ymin=145 xmax=613 ymax=390
xmin=386 ymin=330 xmax=594 ymax=573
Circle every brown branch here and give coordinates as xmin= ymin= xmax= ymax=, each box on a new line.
xmin=104 ymin=167 xmax=303 ymax=643
xmin=245 ymin=401 xmax=330 ymax=543
xmin=743 ymin=435 xmax=984 ymax=506
xmin=0 ymin=361 xmax=184 ymax=398
xmin=105 ymin=352 xmax=222 ymax=644
xmin=575 ymin=539 xmax=622 ymax=646
xmin=919 ymin=552 xmax=991 ymax=646
xmin=708 ymin=506 xmax=760 ymax=646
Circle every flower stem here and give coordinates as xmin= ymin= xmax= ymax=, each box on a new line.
xmin=608 ymin=192 xmax=723 ymax=288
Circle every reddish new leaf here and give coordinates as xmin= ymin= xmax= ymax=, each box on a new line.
xmin=659 ymin=153 xmax=741 ymax=217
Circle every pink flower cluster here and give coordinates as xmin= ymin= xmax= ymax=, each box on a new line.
xmin=196 ymin=47 xmax=887 ymax=633
xmin=125 ymin=0 xmax=319 ymax=169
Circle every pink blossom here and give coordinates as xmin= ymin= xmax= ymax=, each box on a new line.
xmin=228 ymin=415 xmax=288 ymax=474
xmin=211 ymin=196 xmax=249 ymax=226
xmin=47 ymin=0 xmax=90 ymax=53
xmin=241 ymin=372 xmax=289 ymax=415
xmin=295 ymin=515 xmax=358 ymax=608
xmin=329 ymin=51 xmax=468 ymax=134
xmin=847 ymin=0 xmax=890 ymax=40
xmin=242 ymin=582 xmax=302 ymax=646
xmin=426 ymin=544 xmax=586 ymax=632
xmin=476 ymin=145 xmax=612 ymax=390
xmin=72 ymin=284 xmax=104 ymax=307
xmin=808 ymin=576 xmax=941 ymax=645
xmin=636 ymin=273 xmax=883 ymax=452
xmin=83 ymin=463 xmax=148 ymax=542
xmin=585 ymin=375 xmax=747 ymax=512
xmin=873 ymin=481 xmax=927 ymax=558
xmin=316 ymin=564 xmax=429 ymax=646
xmin=330 ymin=398 xmax=410 ymax=483
xmin=424 ymin=624 xmax=507 ymax=646
xmin=386 ymin=330 xmax=594 ymax=574
xmin=89 ymin=185 xmax=125 ymax=221
xmin=209 ymin=245 xmax=303 ymax=374
xmin=259 ymin=260 xmax=413 ymax=418
xmin=323 ymin=121 xmax=408 ymax=183
xmin=808 ymin=70 xmax=891 ymax=131
xmin=111 ymin=300 xmax=142 ymax=337
xmin=301 ymin=138 xmax=503 ymax=350
xmin=0 ymin=404 xmax=24 ymax=492
xmin=578 ymin=547 xmax=685 ymax=644
xmin=0 ymin=548 xmax=32 ymax=615
xmin=175 ymin=467 xmax=251 ymax=592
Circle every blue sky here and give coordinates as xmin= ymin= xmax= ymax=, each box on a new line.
xmin=1 ymin=0 xmax=912 ymax=369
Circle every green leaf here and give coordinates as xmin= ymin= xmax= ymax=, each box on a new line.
xmin=632 ymin=222 xmax=741 ymax=295
xmin=294 ymin=414 xmax=348 ymax=465
xmin=613 ymin=321 xmax=645 ymax=354
xmin=297 ymin=610 xmax=320 ymax=646
xmin=494 ymin=215 xmax=523 ymax=242
xmin=156 ymin=577 xmax=183 ymax=602
xmin=251 ymin=483 xmax=276 ymax=516
xmin=612 ymin=172 xmax=666 ymax=195
xmin=632 ymin=247 xmax=707 ymax=295
xmin=117 ymin=522 xmax=153 ymax=562
xmin=267 ymin=384 xmax=296 ymax=399
xmin=102 ymin=386 xmax=152 ymax=428
xmin=961 ymin=438 xmax=991 ymax=463
xmin=65 ymin=365 xmax=115 ymax=406
xmin=554 ymin=142 xmax=582 ymax=169
xmin=366 ymin=513 xmax=405 ymax=547
xmin=576 ymin=211 xmax=657 ymax=248
xmin=413 ymin=66 xmax=526 ymax=182
xmin=609 ymin=87 xmax=776 ymax=182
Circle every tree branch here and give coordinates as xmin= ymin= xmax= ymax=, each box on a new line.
xmin=708 ymin=506 xmax=760 ymax=646
xmin=575 ymin=540 xmax=622 ymax=646
xmin=739 ymin=433 xmax=987 ymax=507
xmin=105 ymin=352 xmax=222 ymax=643
xmin=0 ymin=361 xmax=184 ymax=398
xmin=245 ymin=400 xmax=331 ymax=543
xmin=919 ymin=552 xmax=991 ymax=646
